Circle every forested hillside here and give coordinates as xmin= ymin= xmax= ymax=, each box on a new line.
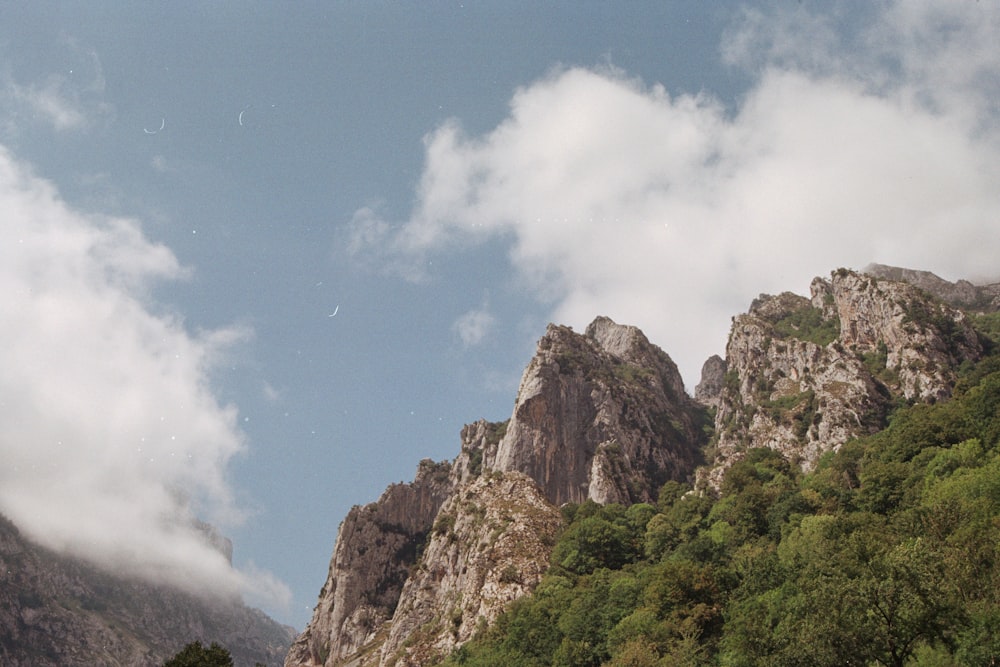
xmin=440 ymin=317 xmax=1000 ymax=666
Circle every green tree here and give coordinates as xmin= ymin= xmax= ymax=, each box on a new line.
xmin=725 ymin=514 xmax=960 ymax=666
xmin=163 ymin=641 xmax=233 ymax=667
xmin=552 ymin=504 xmax=647 ymax=575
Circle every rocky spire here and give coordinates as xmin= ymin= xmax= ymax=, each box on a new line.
xmin=488 ymin=316 xmax=708 ymax=505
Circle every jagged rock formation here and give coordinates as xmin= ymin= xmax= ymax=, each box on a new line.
xmin=288 ymin=317 xmax=707 ymax=667
xmin=378 ymin=472 xmax=562 ymax=667
xmin=706 ymin=268 xmax=986 ymax=487
xmin=285 ymin=460 xmax=455 ymax=666
xmin=488 ymin=316 xmax=709 ymax=505
xmin=0 ymin=514 xmax=294 ymax=667
xmin=695 ymin=355 xmax=727 ymax=408
xmin=864 ymin=263 xmax=1000 ymax=311
xmin=290 ymin=271 xmax=995 ymax=666
xmin=828 ymin=269 xmax=983 ymax=400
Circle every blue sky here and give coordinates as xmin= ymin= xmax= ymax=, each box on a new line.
xmin=1 ymin=2 xmax=998 ymax=629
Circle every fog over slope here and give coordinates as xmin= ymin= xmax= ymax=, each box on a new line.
xmin=0 ymin=149 xmax=288 ymax=609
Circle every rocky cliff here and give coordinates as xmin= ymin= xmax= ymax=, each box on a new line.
xmin=0 ymin=514 xmax=294 ymax=667
xmin=291 ymin=267 xmax=996 ymax=666
xmin=378 ymin=472 xmax=562 ymax=667
xmin=701 ymin=268 xmax=986 ymax=487
xmin=864 ymin=263 xmax=1000 ymax=311
xmin=284 ymin=460 xmax=455 ymax=666
xmin=488 ymin=316 xmax=708 ymax=505
xmin=287 ymin=317 xmax=707 ymax=667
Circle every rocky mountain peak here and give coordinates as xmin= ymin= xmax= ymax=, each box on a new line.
xmin=695 ymin=355 xmax=727 ymax=408
xmin=489 ymin=317 xmax=707 ymax=506
xmin=863 ymin=263 xmax=1000 ymax=311
xmin=289 ymin=269 xmax=994 ymax=666
xmin=584 ymin=315 xmax=648 ymax=361
xmin=704 ymin=267 xmax=986 ymax=488
xmin=828 ymin=268 xmax=983 ymax=400
xmin=288 ymin=316 xmax=711 ymax=667
xmin=748 ymin=291 xmax=812 ymax=320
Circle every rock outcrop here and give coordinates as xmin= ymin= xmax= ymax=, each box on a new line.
xmin=290 ymin=270 xmax=995 ymax=666
xmin=828 ymin=269 xmax=983 ymax=400
xmin=706 ymin=268 xmax=985 ymax=487
xmin=288 ymin=317 xmax=708 ymax=667
xmin=285 ymin=460 xmax=455 ymax=667
xmin=0 ymin=514 xmax=294 ymax=667
xmin=695 ymin=355 xmax=727 ymax=408
xmin=864 ymin=263 xmax=1000 ymax=311
xmin=488 ymin=317 xmax=709 ymax=505
xmin=378 ymin=472 xmax=562 ymax=667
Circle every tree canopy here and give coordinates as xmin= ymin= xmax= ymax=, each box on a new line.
xmin=440 ymin=354 xmax=1000 ymax=666
xmin=163 ymin=641 xmax=234 ymax=667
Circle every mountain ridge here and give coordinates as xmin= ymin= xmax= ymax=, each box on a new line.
xmin=6 ymin=263 xmax=993 ymax=665
xmin=287 ymin=264 xmax=999 ymax=667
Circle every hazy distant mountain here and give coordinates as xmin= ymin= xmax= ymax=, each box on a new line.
xmin=0 ymin=513 xmax=294 ymax=667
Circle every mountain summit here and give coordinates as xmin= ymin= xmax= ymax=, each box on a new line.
xmin=288 ymin=265 xmax=998 ymax=666
xmin=287 ymin=316 xmax=708 ymax=666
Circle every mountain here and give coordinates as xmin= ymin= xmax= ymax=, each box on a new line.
xmin=288 ymin=266 xmax=999 ymax=666
xmin=863 ymin=262 xmax=1000 ymax=310
xmin=287 ymin=317 xmax=708 ymax=667
xmin=0 ymin=514 xmax=294 ymax=667
xmin=699 ymin=267 xmax=985 ymax=488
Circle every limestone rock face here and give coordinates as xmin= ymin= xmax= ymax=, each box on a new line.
xmin=451 ymin=420 xmax=508 ymax=487
xmin=489 ymin=316 xmax=708 ymax=505
xmin=288 ymin=316 xmax=710 ymax=667
xmin=706 ymin=268 xmax=985 ymax=487
xmin=695 ymin=355 xmax=727 ymax=408
xmin=291 ymin=267 xmax=996 ymax=667
xmin=864 ymin=263 xmax=1000 ymax=311
xmin=831 ymin=269 xmax=984 ymax=401
xmin=285 ymin=460 xmax=455 ymax=667
xmin=378 ymin=472 xmax=562 ymax=667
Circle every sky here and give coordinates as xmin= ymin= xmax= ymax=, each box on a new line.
xmin=1 ymin=1 xmax=998 ymax=630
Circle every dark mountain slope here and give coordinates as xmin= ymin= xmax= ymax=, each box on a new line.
xmin=0 ymin=515 xmax=294 ymax=667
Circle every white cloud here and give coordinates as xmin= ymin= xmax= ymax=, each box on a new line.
xmin=11 ymin=76 xmax=88 ymax=130
xmin=353 ymin=1 xmax=1000 ymax=389
xmin=1 ymin=41 xmax=112 ymax=134
xmin=0 ymin=145 xmax=288 ymax=607
xmin=453 ymin=306 xmax=496 ymax=347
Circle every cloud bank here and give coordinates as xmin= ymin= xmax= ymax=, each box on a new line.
xmin=352 ymin=1 xmax=1000 ymax=387
xmin=0 ymin=146 xmax=288 ymax=608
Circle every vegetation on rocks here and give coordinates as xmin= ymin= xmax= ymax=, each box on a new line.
xmin=289 ymin=267 xmax=1000 ymax=667
xmin=439 ymin=353 xmax=1000 ymax=666
xmin=769 ymin=304 xmax=840 ymax=346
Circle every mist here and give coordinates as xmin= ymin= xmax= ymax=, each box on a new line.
xmin=0 ymin=147 xmax=289 ymax=608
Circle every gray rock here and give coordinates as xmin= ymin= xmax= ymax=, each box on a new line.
xmin=490 ymin=316 xmax=707 ymax=506
xmin=288 ymin=316 xmax=709 ymax=666
xmin=702 ymin=268 xmax=985 ymax=490
xmin=285 ymin=460 xmax=454 ymax=667
xmin=695 ymin=355 xmax=727 ymax=408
